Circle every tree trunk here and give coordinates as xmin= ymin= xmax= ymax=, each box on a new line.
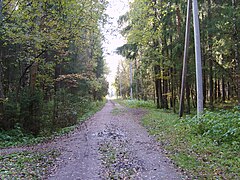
xmin=135 ymin=58 xmax=139 ymax=99
xmin=163 ymin=76 xmax=168 ymax=109
xmin=30 ymin=62 xmax=38 ymax=93
xmin=130 ymin=61 xmax=133 ymax=100
xmin=186 ymin=80 xmax=191 ymax=114
xmin=154 ymin=65 xmax=161 ymax=109
xmin=214 ymin=79 xmax=217 ymax=100
xmin=227 ymin=82 xmax=231 ymax=100
xmin=207 ymin=0 xmax=214 ymax=110
xmin=154 ymin=65 xmax=163 ymax=109
xmin=232 ymin=0 xmax=240 ymax=105
xmin=53 ymin=63 xmax=61 ymax=130
xmin=217 ymin=80 xmax=221 ymax=101
xmin=201 ymin=4 xmax=207 ymax=107
xmin=222 ymin=76 xmax=226 ymax=103
xmin=0 ymin=0 xmax=5 ymax=128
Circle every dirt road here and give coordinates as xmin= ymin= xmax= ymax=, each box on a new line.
xmin=47 ymin=100 xmax=183 ymax=179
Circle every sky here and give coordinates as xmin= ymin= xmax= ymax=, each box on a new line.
xmin=102 ymin=0 xmax=130 ymax=95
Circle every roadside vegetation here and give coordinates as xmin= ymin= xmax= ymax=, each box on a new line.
xmin=117 ymin=99 xmax=240 ymax=179
xmin=0 ymin=100 xmax=106 ymax=179
xmin=0 ymin=0 xmax=108 ymax=148
xmin=0 ymin=150 xmax=59 ymax=179
xmin=0 ymin=100 xmax=106 ymax=148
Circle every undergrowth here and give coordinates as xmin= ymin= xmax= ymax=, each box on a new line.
xmin=118 ymin=99 xmax=240 ymax=179
xmin=0 ymin=100 xmax=106 ymax=148
xmin=0 ymin=150 xmax=60 ymax=179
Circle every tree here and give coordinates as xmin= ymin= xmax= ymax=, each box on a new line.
xmin=115 ymin=0 xmax=239 ymax=115
xmin=0 ymin=0 xmax=109 ymax=133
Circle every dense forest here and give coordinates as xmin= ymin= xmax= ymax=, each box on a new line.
xmin=114 ymin=0 xmax=240 ymax=114
xmin=0 ymin=1 xmax=239 ymax=179
xmin=0 ymin=0 xmax=108 ymax=135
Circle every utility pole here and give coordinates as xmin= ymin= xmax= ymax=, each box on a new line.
xmin=179 ymin=0 xmax=191 ymax=117
xmin=192 ymin=0 xmax=204 ymax=115
xmin=179 ymin=0 xmax=203 ymax=117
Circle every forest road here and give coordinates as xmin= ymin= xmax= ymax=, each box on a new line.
xmin=48 ymin=100 xmax=184 ymax=180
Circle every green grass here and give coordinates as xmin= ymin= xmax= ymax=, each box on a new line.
xmin=117 ymin=99 xmax=240 ymax=179
xmin=111 ymin=107 xmax=126 ymax=116
xmin=0 ymin=99 xmax=106 ymax=148
xmin=0 ymin=150 xmax=60 ymax=179
xmin=115 ymin=99 xmax=156 ymax=109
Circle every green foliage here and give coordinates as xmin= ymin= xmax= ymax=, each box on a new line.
xmin=185 ymin=107 xmax=240 ymax=145
xmin=0 ymin=0 xmax=109 ymax=138
xmin=115 ymin=0 xmax=240 ymax=112
xmin=20 ymin=89 xmax=44 ymax=135
xmin=111 ymin=107 xmax=126 ymax=116
xmin=119 ymin=99 xmax=156 ymax=109
xmin=0 ymin=151 xmax=60 ymax=179
xmin=0 ymin=125 xmax=33 ymax=147
xmin=0 ymin=99 xmax=106 ymax=148
xmin=0 ymin=125 xmax=47 ymax=148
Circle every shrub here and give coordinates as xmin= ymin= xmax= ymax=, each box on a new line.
xmin=186 ymin=107 xmax=240 ymax=145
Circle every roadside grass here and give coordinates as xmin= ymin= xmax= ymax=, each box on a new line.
xmin=0 ymin=150 xmax=60 ymax=179
xmin=117 ymin=99 xmax=240 ymax=179
xmin=0 ymin=100 xmax=106 ymax=148
xmin=111 ymin=107 xmax=126 ymax=116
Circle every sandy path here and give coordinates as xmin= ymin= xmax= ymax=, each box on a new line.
xmin=47 ymin=101 xmax=183 ymax=179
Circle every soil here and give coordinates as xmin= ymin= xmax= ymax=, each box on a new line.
xmin=1 ymin=100 xmax=185 ymax=179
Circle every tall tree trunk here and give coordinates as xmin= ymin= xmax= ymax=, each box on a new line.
xmin=232 ymin=0 xmax=240 ymax=105
xmin=30 ymin=62 xmax=38 ymax=94
xmin=135 ymin=58 xmax=139 ymax=99
xmin=201 ymin=5 xmax=207 ymax=107
xmin=130 ymin=61 xmax=133 ymax=100
xmin=207 ymin=0 xmax=214 ymax=110
xmin=227 ymin=82 xmax=231 ymax=100
xmin=214 ymin=79 xmax=217 ymax=101
xmin=155 ymin=67 xmax=160 ymax=108
xmin=163 ymin=72 xmax=168 ymax=109
xmin=28 ymin=62 xmax=39 ymax=135
xmin=222 ymin=76 xmax=226 ymax=103
xmin=53 ymin=63 xmax=61 ymax=130
xmin=154 ymin=65 xmax=162 ymax=108
xmin=0 ymin=0 xmax=5 ymax=127
xmin=186 ymin=80 xmax=191 ymax=114
xmin=217 ymin=80 xmax=221 ymax=101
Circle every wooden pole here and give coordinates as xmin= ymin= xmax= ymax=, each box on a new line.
xmin=179 ymin=0 xmax=191 ymax=117
xmin=192 ymin=0 xmax=204 ymax=115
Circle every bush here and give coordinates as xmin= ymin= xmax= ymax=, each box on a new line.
xmin=1 ymin=95 xmax=20 ymax=130
xmin=186 ymin=107 xmax=240 ymax=145
xmin=0 ymin=124 xmax=35 ymax=147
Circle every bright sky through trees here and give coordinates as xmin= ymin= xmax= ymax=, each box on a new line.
xmin=103 ymin=0 xmax=130 ymax=95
